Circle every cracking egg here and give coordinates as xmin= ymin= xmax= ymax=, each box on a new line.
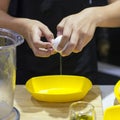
xmin=51 ymin=35 xmax=62 ymax=53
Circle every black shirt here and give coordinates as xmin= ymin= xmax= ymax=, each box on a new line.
xmin=8 ymin=0 xmax=108 ymax=84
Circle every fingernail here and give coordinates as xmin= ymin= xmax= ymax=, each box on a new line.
xmin=57 ymin=31 xmax=62 ymax=36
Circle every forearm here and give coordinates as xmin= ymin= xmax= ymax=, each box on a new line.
xmin=0 ymin=10 xmax=30 ymax=37
xmin=94 ymin=1 xmax=120 ymax=27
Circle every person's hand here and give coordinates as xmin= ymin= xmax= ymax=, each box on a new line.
xmin=57 ymin=7 xmax=98 ymax=56
xmin=17 ymin=19 xmax=55 ymax=57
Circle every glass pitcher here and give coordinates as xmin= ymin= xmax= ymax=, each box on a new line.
xmin=0 ymin=28 xmax=24 ymax=119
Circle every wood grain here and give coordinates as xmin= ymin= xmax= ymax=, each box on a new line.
xmin=14 ymin=85 xmax=103 ymax=120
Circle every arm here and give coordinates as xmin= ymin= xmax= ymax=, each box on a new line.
xmin=56 ymin=0 xmax=120 ymax=56
xmin=0 ymin=0 xmax=54 ymax=57
xmin=96 ymin=0 xmax=120 ymax=27
xmin=108 ymin=0 xmax=117 ymax=3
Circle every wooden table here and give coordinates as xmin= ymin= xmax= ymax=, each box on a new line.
xmin=14 ymin=85 xmax=103 ymax=120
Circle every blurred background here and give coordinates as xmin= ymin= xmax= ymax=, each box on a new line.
xmin=96 ymin=27 xmax=120 ymax=85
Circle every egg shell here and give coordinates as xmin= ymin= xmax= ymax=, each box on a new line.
xmin=52 ymin=35 xmax=62 ymax=52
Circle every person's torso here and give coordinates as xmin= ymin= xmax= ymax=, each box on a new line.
xmin=8 ymin=0 xmax=108 ymax=84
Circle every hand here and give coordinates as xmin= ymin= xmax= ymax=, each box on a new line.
xmin=18 ymin=19 xmax=55 ymax=57
xmin=57 ymin=7 xmax=98 ymax=56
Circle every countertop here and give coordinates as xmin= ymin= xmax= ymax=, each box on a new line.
xmin=14 ymin=85 xmax=103 ymax=120
xmin=13 ymin=85 xmax=119 ymax=120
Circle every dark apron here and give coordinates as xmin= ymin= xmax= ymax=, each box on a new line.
xmin=8 ymin=0 xmax=108 ymax=84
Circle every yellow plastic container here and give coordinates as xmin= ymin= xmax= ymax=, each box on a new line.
xmin=114 ymin=80 xmax=120 ymax=103
xmin=25 ymin=75 xmax=92 ymax=102
xmin=104 ymin=80 xmax=120 ymax=120
xmin=104 ymin=105 xmax=120 ymax=120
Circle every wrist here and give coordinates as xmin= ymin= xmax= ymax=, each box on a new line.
xmin=88 ymin=6 xmax=107 ymax=27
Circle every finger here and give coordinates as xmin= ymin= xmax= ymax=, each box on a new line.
xmin=39 ymin=24 xmax=54 ymax=41
xmin=57 ymin=21 xmax=72 ymax=52
xmin=73 ymin=36 xmax=89 ymax=53
xmin=61 ymin=32 xmax=79 ymax=56
xmin=73 ymin=32 xmax=93 ymax=53
xmin=29 ymin=30 xmax=54 ymax=57
xmin=57 ymin=18 xmax=66 ymax=36
xmin=73 ymin=39 xmax=84 ymax=53
xmin=32 ymin=47 xmax=54 ymax=57
xmin=31 ymin=28 xmax=53 ymax=49
xmin=33 ymin=40 xmax=52 ymax=50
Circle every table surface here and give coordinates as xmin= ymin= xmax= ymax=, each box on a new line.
xmin=14 ymin=85 xmax=104 ymax=120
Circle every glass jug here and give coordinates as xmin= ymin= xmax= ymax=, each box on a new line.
xmin=0 ymin=28 xmax=24 ymax=119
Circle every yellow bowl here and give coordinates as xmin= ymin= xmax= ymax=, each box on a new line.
xmin=25 ymin=75 xmax=92 ymax=102
xmin=104 ymin=105 xmax=120 ymax=120
xmin=114 ymin=80 xmax=120 ymax=103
